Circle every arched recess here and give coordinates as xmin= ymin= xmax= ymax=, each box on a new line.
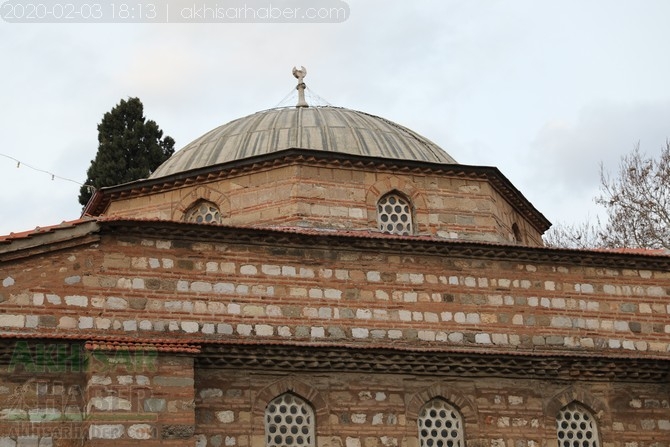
xmin=365 ymin=176 xmax=427 ymax=232
xmin=253 ymin=376 xmax=330 ymax=435
xmin=512 ymin=223 xmax=524 ymax=244
xmin=545 ymin=386 xmax=610 ymax=430
xmin=406 ymin=383 xmax=480 ymax=441
xmin=173 ymin=185 xmax=230 ymax=221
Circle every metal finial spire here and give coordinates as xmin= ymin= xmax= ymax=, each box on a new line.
xmin=292 ymin=66 xmax=308 ymax=108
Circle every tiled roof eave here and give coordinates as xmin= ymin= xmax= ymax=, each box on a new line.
xmin=0 ymin=219 xmax=100 ymax=262
xmin=98 ymin=217 xmax=670 ymax=271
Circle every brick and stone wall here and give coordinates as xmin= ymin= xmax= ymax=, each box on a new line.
xmin=194 ymin=369 xmax=670 ymax=447
xmin=1 ymin=224 xmax=669 ymax=446
xmin=2 ymin=231 xmax=667 ymax=354
xmin=103 ymin=161 xmax=544 ymax=245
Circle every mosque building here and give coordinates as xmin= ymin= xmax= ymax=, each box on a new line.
xmin=0 ymin=68 xmax=669 ymax=447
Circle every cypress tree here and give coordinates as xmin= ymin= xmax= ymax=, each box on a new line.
xmin=78 ymin=97 xmax=175 ymax=206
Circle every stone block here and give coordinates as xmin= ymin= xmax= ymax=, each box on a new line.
xmin=144 ymin=398 xmax=167 ymax=412
xmin=128 ymin=424 xmax=154 ymax=440
xmin=89 ymin=425 xmax=125 ymax=439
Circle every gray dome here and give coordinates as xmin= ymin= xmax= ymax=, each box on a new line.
xmin=150 ymin=106 xmax=456 ymax=178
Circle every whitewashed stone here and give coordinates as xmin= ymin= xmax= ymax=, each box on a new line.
xmin=237 ymin=324 xmax=252 ymax=336
xmin=352 ymin=328 xmax=369 ymax=339
xmin=65 ymin=295 xmax=87 ymax=307
xmin=217 ymin=410 xmax=235 ymax=423
xmin=475 ymin=333 xmax=492 ymax=344
xmin=89 ymin=425 xmax=124 ymax=439
xmin=78 ymin=317 xmax=93 ymax=329
xmin=105 ymin=297 xmax=128 ymax=309
xmin=191 ymin=281 xmax=212 ymax=292
xmin=32 ymin=293 xmax=45 ymax=305
xmin=256 ymin=325 xmax=274 ymax=336
xmin=388 ymin=330 xmax=403 ymax=339
xmin=128 ymin=424 xmax=153 ymax=440
xmin=448 ymin=332 xmax=464 ymax=343
xmin=88 ymin=397 xmax=131 ymax=411
xmin=309 ymin=289 xmax=323 ymax=299
xmin=367 ymin=271 xmax=381 ymax=282
xmin=240 ymin=265 xmax=257 ymax=275
xmin=281 ymin=266 xmax=297 ymax=276
xmin=324 ymin=289 xmax=342 ymax=300
xmin=25 ymin=316 xmax=38 ymax=328
xmin=262 ymin=265 xmax=281 ymax=275
xmin=351 ymin=414 xmax=366 ymax=423
xmin=418 ymin=331 xmax=436 ymax=341
xmin=181 ymin=322 xmax=199 ymax=333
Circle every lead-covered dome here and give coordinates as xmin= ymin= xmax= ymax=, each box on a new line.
xmin=150 ymin=106 xmax=456 ymax=178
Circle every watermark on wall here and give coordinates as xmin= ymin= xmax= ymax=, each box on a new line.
xmin=1 ymin=0 xmax=350 ymax=23
xmin=6 ymin=341 xmax=157 ymax=373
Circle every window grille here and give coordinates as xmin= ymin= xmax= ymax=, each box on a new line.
xmin=418 ymin=399 xmax=465 ymax=447
xmin=265 ymin=393 xmax=315 ymax=447
xmin=556 ymin=402 xmax=600 ymax=447
xmin=184 ymin=201 xmax=221 ymax=224
xmin=377 ymin=193 xmax=413 ymax=235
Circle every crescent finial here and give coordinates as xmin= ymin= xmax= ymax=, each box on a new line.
xmin=292 ymin=66 xmax=307 ymax=83
xmin=293 ymin=66 xmax=308 ymax=108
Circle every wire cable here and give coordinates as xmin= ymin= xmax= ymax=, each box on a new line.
xmin=0 ymin=152 xmax=95 ymax=192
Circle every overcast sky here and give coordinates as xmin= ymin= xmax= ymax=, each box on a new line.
xmin=1 ymin=0 xmax=669 ymax=237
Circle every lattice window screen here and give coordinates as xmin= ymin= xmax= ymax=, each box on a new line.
xmin=377 ymin=193 xmax=413 ymax=235
xmin=418 ymin=399 xmax=465 ymax=447
xmin=184 ymin=201 xmax=221 ymax=224
xmin=265 ymin=394 xmax=315 ymax=447
xmin=557 ymin=403 xmax=600 ymax=447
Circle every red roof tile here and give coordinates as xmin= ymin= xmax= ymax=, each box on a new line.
xmin=0 ymin=217 xmax=97 ymax=243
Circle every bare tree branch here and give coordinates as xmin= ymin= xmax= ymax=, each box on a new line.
xmin=544 ymin=141 xmax=670 ymax=250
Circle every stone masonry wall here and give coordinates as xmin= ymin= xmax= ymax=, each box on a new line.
xmin=86 ymin=351 xmax=194 ymax=445
xmin=1 ymin=229 xmax=669 ymax=445
xmin=1 ymin=233 xmax=669 ymax=355
xmin=0 ymin=341 xmax=86 ymax=447
xmin=103 ymin=163 xmax=544 ymax=245
xmin=194 ymin=369 xmax=670 ymax=447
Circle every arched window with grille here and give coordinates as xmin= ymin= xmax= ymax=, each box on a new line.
xmin=556 ymin=402 xmax=600 ymax=447
xmin=418 ymin=399 xmax=465 ymax=447
xmin=183 ymin=200 xmax=222 ymax=224
xmin=377 ymin=191 xmax=414 ymax=235
xmin=265 ymin=393 xmax=315 ymax=447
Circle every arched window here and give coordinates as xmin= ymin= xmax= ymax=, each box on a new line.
xmin=512 ymin=223 xmax=524 ymax=244
xmin=418 ymin=399 xmax=465 ymax=447
xmin=265 ymin=393 xmax=315 ymax=447
xmin=184 ymin=200 xmax=222 ymax=224
xmin=377 ymin=192 xmax=413 ymax=235
xmin=556 ymin=402 xmax=600 ymax=447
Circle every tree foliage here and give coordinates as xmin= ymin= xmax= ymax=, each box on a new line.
xmin=544 ymin=141 xmax=670 ymax=250
xmin=78 ymin=97 xmax=175 ymax=206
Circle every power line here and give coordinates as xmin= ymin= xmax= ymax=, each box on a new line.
xmin=0 ymin=152 xmax=95 ymax=193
